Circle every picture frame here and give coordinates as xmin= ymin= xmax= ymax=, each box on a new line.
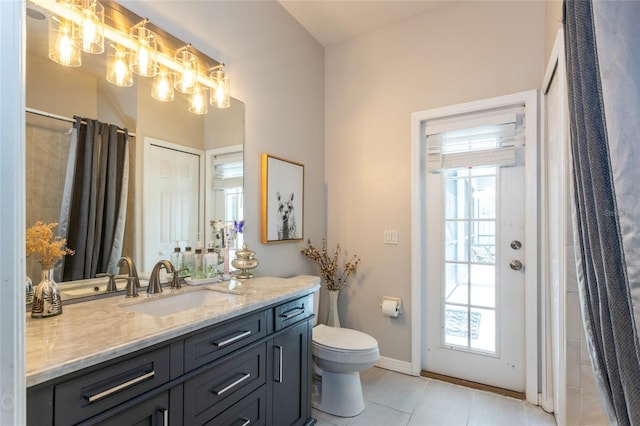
xmin=261 ymin=153 xmax=304 ymax=244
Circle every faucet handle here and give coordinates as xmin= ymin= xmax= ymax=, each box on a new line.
xmin=170 ymin=268 xmax=182 ymax=289
xmin=96 ymin=273 xmax=118 ymax=293
xmin=121 ymin=276 xmax=139 ymax=298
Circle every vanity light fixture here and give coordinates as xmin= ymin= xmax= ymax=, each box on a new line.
xmin=128 ymin=19 xmax=157 ymax=77
xmin=79 ymin=0 xmax=104 ymax=54
xmin=33 ymin=0 xmax=232 ymax=113
xmin=106 ymin=42 xmax=133 ymax=87
xmin=48 ymin=1 xmax=82 ymax=67
xmin=174 ymin=44 xmax=198 ymax=94
xmin=188 ymin=84 xmax=208 ymax=115
xmin=151 ymin=68 xmax=174 ymax=102
xmin=210 ymin=65 xmax=230 ymax=109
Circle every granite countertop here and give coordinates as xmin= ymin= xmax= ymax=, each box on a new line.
xmin=26 ymin=275 xmax=320 ymax=388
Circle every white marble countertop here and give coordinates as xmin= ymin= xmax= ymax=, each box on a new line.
xmin=26 ymin=275 xmax=320 ymax=388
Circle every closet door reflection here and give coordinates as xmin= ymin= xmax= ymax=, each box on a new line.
xmin=144 ymin=138 xmax=204 ymax=274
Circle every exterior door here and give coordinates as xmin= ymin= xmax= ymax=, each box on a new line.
xmin=423 ymin=137 xmax=527 ymax=392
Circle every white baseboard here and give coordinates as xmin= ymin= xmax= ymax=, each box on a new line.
xmin=375 ymin=356 xmax=414 ymax=375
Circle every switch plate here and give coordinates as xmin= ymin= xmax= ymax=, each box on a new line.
xmin=384 ymin=230 xmax=399 ymax=245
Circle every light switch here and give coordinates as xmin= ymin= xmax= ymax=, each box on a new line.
xmin=384 ymin=230 xmax=399 ymax=245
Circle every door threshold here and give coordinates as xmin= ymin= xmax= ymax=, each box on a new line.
xmin=420 ymin=370 xmax=525 ymax=400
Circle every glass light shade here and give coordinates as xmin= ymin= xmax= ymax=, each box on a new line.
xmin=48 ymin=14 xmax=82 ymax=67
xmin=106 ymin=43 xmax=133 ymax=87
xmin=210 ymin=69 xmax=230 ymax=109
xmin=129 ymin=23 xmax=158 ymax=77
xmin=79 ymin=0 xmax=104 ymax=54
xmin=151 ymin=70 xmax=174 ymax=102
xmin=189 ymin=85 xmax=208 ymax=115
xmin=174 ymin=46 xmax=198 ymax=94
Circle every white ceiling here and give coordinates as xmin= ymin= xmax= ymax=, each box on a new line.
xmin=277 ymin=0 xmax=457 ymax=47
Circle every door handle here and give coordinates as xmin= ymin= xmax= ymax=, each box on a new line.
xmin=510 ymin=260 xmax=523 ymax=271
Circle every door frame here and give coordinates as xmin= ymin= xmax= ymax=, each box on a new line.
xmin=410 ymin=90 xmax=539 ymax=404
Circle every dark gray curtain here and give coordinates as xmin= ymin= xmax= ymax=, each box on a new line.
xmin=564 ymin=1 xmax=640 ymax=424
xmin=63 ymin=117 xmax=129 ymax=281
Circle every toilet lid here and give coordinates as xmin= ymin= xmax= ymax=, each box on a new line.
xmin=313 ymin=324 xmax=378 ymax=351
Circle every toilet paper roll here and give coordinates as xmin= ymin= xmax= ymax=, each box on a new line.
xmin=381 ymin=299 xmax=399 ymax=318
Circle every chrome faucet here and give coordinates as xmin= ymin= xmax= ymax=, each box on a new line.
xmin=118 ymin=256 xmax=141 ymax=298
xmin=148 ymin=260 xmax=174 ymax=294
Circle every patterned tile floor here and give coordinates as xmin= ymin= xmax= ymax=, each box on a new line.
xmin=312 ymin=367 xmax=557 ymax=426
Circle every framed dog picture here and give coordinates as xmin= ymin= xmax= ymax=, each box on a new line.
xmin=261 ymin=153 xmax=304 ymax=243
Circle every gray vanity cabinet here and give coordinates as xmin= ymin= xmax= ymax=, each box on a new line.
xmin=270 ymin=320 xmax=312 ymax=426
xmin=26 ymin=292 xmax=315 ymax=426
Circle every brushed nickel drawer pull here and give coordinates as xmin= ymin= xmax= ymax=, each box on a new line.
xmin=275 ymin=345 xmax=283 ymax=383
xmin=213 ymin=373 xmax=251 ymax=396
xmin=280 ymin=306 xmax=305 ymax=319
xmin=238 ymin=418 xmax=251 ymax=426
xmin=161 ymin=408 xmax=169 ymax=426
xmin=86 ymin=370 xmax=155 ymax=402
xmin=213 ymin=330 xmax=252 ymax=347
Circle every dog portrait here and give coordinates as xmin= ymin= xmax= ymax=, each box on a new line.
xmin=261 ymin=154 xmax=304 ymax=243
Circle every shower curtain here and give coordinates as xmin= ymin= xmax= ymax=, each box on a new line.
xmin=61 ymin=117 xmax=130 ymax=281
xmin=564 ymin=0 xmax=640 ymax=424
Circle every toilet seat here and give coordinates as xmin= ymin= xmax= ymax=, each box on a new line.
xmin=312 ymin=324 xmax=379 ymax=365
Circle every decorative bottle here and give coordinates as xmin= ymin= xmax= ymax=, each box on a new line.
xmin=170 ymin=245 xmax=182 ymax=275
xmin=194 ymin=248 xmax=204 ymax=279
xmin=205 ymin=247 xmax=218 ymax=278
xmin=182 ymin=245 xmax=194 ymax=278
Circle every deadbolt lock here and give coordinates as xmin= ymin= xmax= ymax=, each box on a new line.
xmin=510 ymin=240 xmax=522 ymax=250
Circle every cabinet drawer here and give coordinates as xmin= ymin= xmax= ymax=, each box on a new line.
xmin=184 ymin=342 xmax=266 ymax=424
xmin=185 ymin=310 xmax=268 ymax=371
xmin=54 ymin=345 xmax=171 ymax=425
xmin=274 ymin=294 xmax=313 ymax=331
xmin=204 ymin=385 xmax=266 ymax=426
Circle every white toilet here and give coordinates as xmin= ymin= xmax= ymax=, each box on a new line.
xmin=312 ymin=291 xmax=380 ymax=417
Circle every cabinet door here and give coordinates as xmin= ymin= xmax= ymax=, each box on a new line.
xmin=271 ymin=319 xmax=312 ymax=426
xmin=89 ymin=391 xmax=169 ymax=426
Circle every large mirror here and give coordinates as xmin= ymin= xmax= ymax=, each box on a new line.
xmin=25 ymin=0 xmax=244 ymax=287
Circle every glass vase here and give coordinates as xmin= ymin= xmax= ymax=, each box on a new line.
xmin=327 ymin=289 xmax=341 ymax=328
xmin=31 ymin=263 xmax=62 ymax=318
xmin=25 ymin=275 xmax=34 ymax=306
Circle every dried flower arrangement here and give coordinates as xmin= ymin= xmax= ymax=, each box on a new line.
xmin=300 ymin=238 xmax=361 ymax=291
xmin=26 ymin=221 xmax=74 ymax=267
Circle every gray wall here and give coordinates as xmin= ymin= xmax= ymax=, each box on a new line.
xmin=325 ymin=0 xmax=546 ymax=363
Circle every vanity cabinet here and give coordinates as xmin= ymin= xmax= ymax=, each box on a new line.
xmin=27 ymin=292 xmax=315 ymax=426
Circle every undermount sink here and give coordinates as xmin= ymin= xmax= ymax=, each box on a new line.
xmin=124 ymin=289 xmax=238 ymax=317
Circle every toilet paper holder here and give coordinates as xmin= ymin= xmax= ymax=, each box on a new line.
xmin=380 ymin=296 xmax=402 ymax=316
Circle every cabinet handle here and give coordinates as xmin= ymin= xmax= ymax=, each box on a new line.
xmin=237 ymin=418 xmax=251 ymax=426
xmin=274 ymin=345 xmax=283 ymax=383
xmin=86 ymin=370 xmax=155 ymax=402
xmin=212 ymin=373 xmax=251 ymax=396
xmin=280 ymin=306 xmax=305 ymax=319
xmin=212 ymin=330 xmax=252 ymax=347
xmin=159 ymin=408 xmax=169 ymax=426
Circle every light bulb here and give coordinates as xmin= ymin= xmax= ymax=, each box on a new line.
xmin=152 ymin=70 xmax=174 ymax=102
xmin=215 ymin=85 xmax=225 ymax=108
xmin=115 ymin=57 xmax=127 ymax=85
xmin=189 ymin=86 xmax=207 ymax=115
xmin=82 ymin=16 xmax=96 ymax=47
xmin=58 ymin=31 xmax=73 ymax=65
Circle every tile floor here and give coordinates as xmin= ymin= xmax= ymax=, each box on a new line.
xmin=312 ymin=367 xmax=557 ymax=426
